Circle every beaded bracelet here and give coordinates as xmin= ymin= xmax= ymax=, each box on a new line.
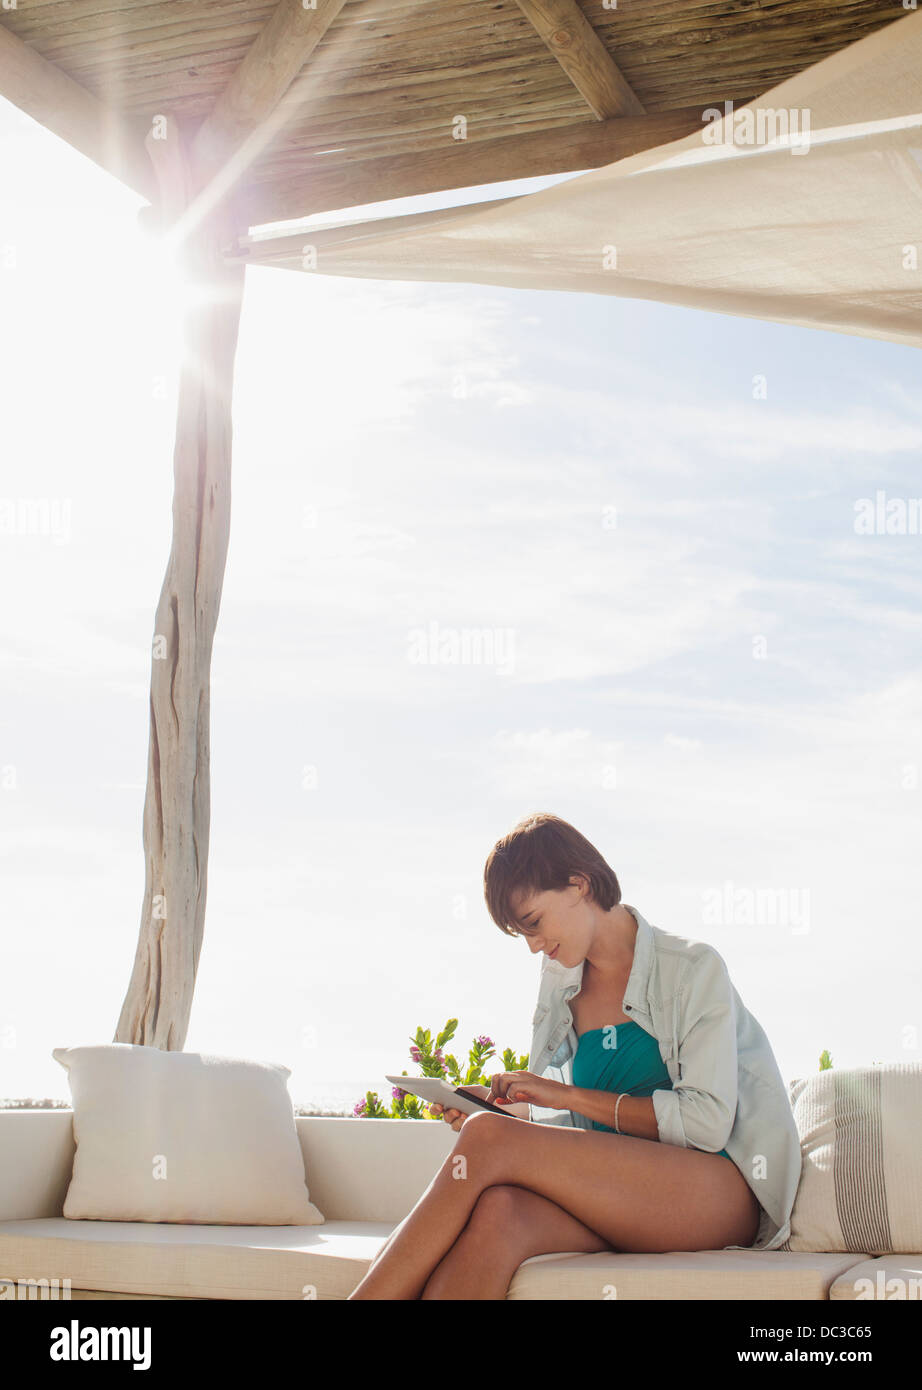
xmin=613 ymin=1092 xmax=625 ymax=1134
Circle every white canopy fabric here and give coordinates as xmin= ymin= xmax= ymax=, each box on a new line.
xmin=248 ymin=9 xmax=922 ymax=350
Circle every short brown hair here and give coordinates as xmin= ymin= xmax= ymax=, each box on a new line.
xmin=483 ymin=812 xmax=621 ymax=937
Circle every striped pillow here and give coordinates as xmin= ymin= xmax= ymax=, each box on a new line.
xmin=779 ymin=1062 xmax=922 ymax=1254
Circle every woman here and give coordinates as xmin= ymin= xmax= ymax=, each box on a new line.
xmin=348 ymin=812 xmax=802 ymax=1300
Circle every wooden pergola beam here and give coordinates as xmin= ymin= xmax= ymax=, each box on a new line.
xmin=0 ymin=23 xmax=153 ymax=201
xmin=512 ymin=0 xmax=645 ymax=119
xmin=240 ymin=105 xmax=715 ymax=228
xmin=192 ymin=0 xmax=347 ymax=176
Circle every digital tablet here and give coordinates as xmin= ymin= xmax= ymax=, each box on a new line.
xmin=384 ymin=1074 xmax=519 ymax=1118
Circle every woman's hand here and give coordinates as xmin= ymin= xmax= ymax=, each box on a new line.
xmin=428 ymin=1084 xmax=489 ymax=1132
xmin=487 ymin=1070 xmax=571 ymax=1112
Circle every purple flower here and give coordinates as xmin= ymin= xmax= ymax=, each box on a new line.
xmin=476 ymin=1035 xmax=493 ymax=1048
xmin=392 ymin=1086 xmax=406 ymax=1101
xmin=353 ymin=1098 xmax=367 ymax=1116
xmin=409 ymin=1045 xmax=421 ymax=1062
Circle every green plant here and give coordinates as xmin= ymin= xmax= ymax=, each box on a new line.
xmin=354 ymin=1019 xmax=529 ymax=1119
xmin=819 ymin=1049 xmax=833 ymax=1070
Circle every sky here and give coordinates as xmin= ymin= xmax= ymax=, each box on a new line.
xmin=1 ymin=92 xmax=921 ymax=1114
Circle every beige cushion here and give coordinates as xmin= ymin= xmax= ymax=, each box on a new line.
xmin=0 ymin=1218 xmax=867 ymax=1301
xmin=52 ymin=1044 xmax=324 ymax=1225
xmin=0 ymin=1217 xmax=382 ymax=1300
xmin=829 ymin=1253 xmax=922 ymax=1300
xmin=784 ymin=1062 xmax=922 ymax=1254
xmin=505 ymin=1249 xmax=864 ymax=1300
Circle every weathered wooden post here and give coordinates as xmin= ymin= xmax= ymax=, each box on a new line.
xmin=115 ymin=0 xmax=346 ymax=1048
xmin=114 ymin=120 xmax=246 ymax=1048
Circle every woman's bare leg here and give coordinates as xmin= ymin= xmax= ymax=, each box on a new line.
xmin=349 ymin=1140 xmax=495 ymax=1300
xmin=348 ymin=1111 xmax=761 ymax=1300
xmin=420 ymin=1184 xmax=612 ymax=1300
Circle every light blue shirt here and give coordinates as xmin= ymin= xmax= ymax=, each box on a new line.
xmin=525 ymin=903 xmax=802 ymax=1251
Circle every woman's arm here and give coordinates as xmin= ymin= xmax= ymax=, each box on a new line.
xmin=565 ymin=1087 xmax=660 ymax=1140
xmin=567 ymin=948 xmax=742 ymax=1148
xmin=652 ymin=949 xmax=740 ymax=1152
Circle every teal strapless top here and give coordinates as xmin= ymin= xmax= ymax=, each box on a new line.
xmin=572 ymin=1021 xmax=731 ymax=1159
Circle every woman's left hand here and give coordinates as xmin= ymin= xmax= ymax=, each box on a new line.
xmin=487 ymin=1070 xmax=571 ymax=1111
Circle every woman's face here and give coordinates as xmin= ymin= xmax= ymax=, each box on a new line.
xmin=508 ymin=876 xmax=595 ymax=967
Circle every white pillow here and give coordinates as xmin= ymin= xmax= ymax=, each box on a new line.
xmin=52 ymin=1043 xmax=325 ymax=1225
xmin=784 ymin=1061 xmax=922 ymax=1254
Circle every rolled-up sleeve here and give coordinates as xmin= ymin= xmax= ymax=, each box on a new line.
xmin=651 ymin=949 xmax=739 ymax=1152
xmin=527 ymin=1105 xmax=571 ymax=1125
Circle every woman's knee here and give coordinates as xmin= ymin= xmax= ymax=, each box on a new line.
xmin=456 ymin=1111 xmax=508 ymax=1149
xmin=467 ymin=1183 xmax=528 ymax=1230
xmin=460 ymin=1186 xmax=553 ymax=1269
xmin=466 ymin=1184 xmax=611 ymax=1260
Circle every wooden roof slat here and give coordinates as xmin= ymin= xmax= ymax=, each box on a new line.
xmin=0 ymin=21 xmax=152 ymax=199
xmin=512 ymin=0 xmax=645 ymax=119
xmin=266 ymin=100 xmax=595 ymax=152
xmin=3 ymin=6 xmax=275 ymax=86
xmin=8 ymin=0 xmax=897 ymax=117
